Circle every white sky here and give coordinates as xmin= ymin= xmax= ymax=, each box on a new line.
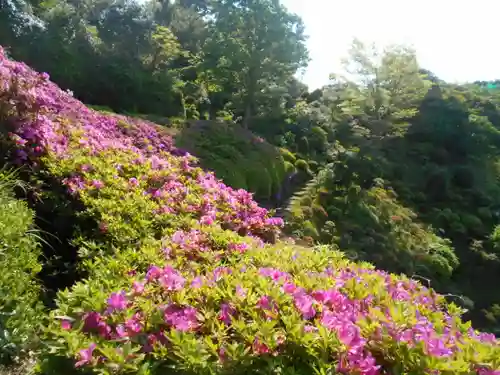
xmin=281 ymin=0 xmax=500 ymax=89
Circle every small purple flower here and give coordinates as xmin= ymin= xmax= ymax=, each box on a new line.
xmin=236 ymin=285 xmax=247 ymax=298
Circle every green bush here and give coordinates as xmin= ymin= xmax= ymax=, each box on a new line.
xmin=0 ymin=171 xmax=44 ymax=364
xmin=2 ymin=51 xmax=499 ymax=375
xmin=175 ymin=122 xmax=287 ymax=201
xmin=287 ymin=173 xmax=459 ymax=282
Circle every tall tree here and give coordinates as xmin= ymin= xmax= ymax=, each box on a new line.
xmin=331 ymin=39 xmax=432 ymax=137
xmin=204 ymin=0 xmax=309 ymax=128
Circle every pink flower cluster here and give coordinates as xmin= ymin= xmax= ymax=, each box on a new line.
xmin=0 ymin=46 xmax=283 ymax=240
xmin=60 ymin=260 xmax=500 ymax=374
xmin=258 ymin=266 xmax=499 ymax=375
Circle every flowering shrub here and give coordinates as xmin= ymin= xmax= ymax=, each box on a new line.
xmin=0 ymin=48 xmax=499 ymax=374
xmin=47 ymin=245 xmax=499 ymax=374
xmin=0 ymin=46 xmax=283 ymax=253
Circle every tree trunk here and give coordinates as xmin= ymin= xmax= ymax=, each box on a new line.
xmin=242 ymin=102 xmax=252 ymax=129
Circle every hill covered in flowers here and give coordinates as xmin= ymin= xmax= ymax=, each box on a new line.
xmin=0 ymin=48 xmax=499 ymax=375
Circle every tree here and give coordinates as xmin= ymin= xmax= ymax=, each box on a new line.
xmin=204 ymin=0 xmax=309 ymax=128
xmin=330 ymin=39 xmax=432 ymax=137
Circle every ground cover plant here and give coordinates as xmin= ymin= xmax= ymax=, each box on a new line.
xmin=0 ymin=47 xmax=499 ymax=375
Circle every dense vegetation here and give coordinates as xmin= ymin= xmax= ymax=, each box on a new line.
xmin=0 ymin=170 xmax=43 ymax=365
xmin=1 ymin=0 xmax=500 ymax=373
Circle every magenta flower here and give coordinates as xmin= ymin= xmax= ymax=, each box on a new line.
xmin=252 ymin=338 xmax=270 ymax=355
xmin=218 ymin=347 xmax=227 ymax=363
xmin=82 ymin=312 xmax=102 ymax=332
xmin=164 ymin=305 xmax=199 ymax=331
xmin=236 ymin=285 xmax=247 ymax=298
xmin=132 ymin=281 xmax=145 ymax=295
xmin=191 ymin=276 xmax=203 ymax=288
xmin=293 ymin=293 xmax=316 ymax=319
xmin=115 ymin=324 xmax=128 ymax=338
xmin=200 ymin=214 xmax=215 ymax=225
xmin=228 ymin=242 xmax=249 ymax=253
xmin=146 ymin=265 xmax=163 ymax=281
xmin=80 ymin=164 xmax=92 ymax=172
xmin=91 ymin=179 xmax=104 ymax=189
xmin=75 ymin=343 xmax=96 ymax=367
xmin=283 ymin=282 xmax=297 ymax=294
xmin=61 ymin=320 xmax=72 ymax=330
xmin=125 ymin=316 xmax=142 ymax=334
xmin=265 ymin=217 xmax=284 ymax=227
xmin=107 ymin=291 xmax=127 ymax=311
xmin=218 ymin=303 xmax=236 ymax=325
xmin=158 ymin=267 xmax=185 ymax=291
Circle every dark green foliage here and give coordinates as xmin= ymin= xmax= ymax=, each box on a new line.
xmin=287 ymin=167 xmax=459 ymax=282
xmin=0 ymin=170 xmax=44 ymax=364
xmin=175 ymin=121 xmax=287 ymax=201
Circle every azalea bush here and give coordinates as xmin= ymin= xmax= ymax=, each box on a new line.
xmin=45 ymin=245 xmax=499 ymax=375
xmin=0 ymin=48 xmax=499 ymax=375
xmin=0 ymin=46 xmax=283 ymax=252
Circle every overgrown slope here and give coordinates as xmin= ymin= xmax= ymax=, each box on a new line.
xmin=0 ymin=49 xmax=499 ymax=374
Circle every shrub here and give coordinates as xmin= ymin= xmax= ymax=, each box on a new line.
xmin=287 ymin=174 xmax=459 ymax=282
xmin=284 ymin=161 xmax=296 ymax=175
xmin=175 ymin=122 xmax=287 ymax=201
xmin=0 ymin=170 xmax=44 ymax=364
xmin=45 ymin=245 xmax=500 ymax=375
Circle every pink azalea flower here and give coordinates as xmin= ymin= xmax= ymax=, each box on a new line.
xmin=61 ymin=320 xmax=72 ymax=330
xmin=191 ymin=276 xmax=203 ymax=288
xmin=132 ymin=281 xmax=145 ymax=295
xmin=164 ymin=305 xmax=199 ymax=332
xmin=91 ymin=179 xmax=104 ymax=189
xmin=158 ymin=267 xmax=185 ymax=291
xmin=107 ymin=291 xmax=127 ymax=311
xmin=252 ymin=339 xmax=270 ymax=355
xmin=218 ymin=303 xmax=235 ymax=325
xmin=294 ymin=293 xmax=316 ymax=319
xmin=146 ymin=265 xmax=163 ymax=281
xmin=125 ymin=316 xmax=142 ymax=334
xmin=82 ymin=312 xmax=102 ymax=332
xmin=115 ymin=324 xmax=128 ymax=338
xmin=75 ymin=343 xmax=96 ymax=367
xmin=236 ymin=285 xmax=247 ymax=298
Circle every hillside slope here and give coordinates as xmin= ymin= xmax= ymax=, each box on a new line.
xmin=0 ymin=48 xmax=499 ymax=374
